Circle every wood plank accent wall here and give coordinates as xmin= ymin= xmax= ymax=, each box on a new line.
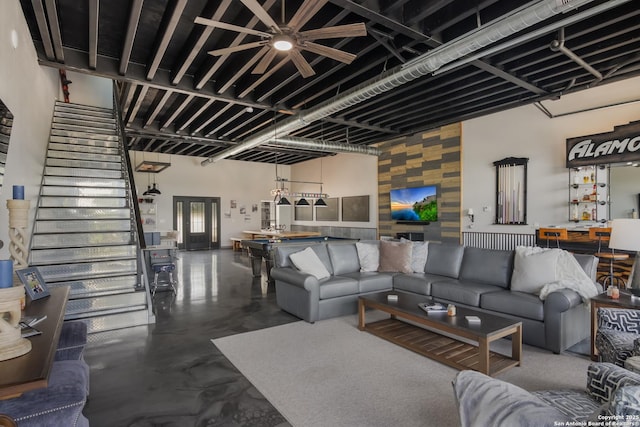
xmin=377 ymin=123 xmax=462 ymax=243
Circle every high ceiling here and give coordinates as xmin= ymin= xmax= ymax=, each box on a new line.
xmin=19 ymin=0 xmax=640 ymax=164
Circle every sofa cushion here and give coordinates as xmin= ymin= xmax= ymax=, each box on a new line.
xmin=511 ymin=246 xmax=560 ymax=294
xmin=328 ymin=243 xmax=360 ymax=275
xmin=339 ymin=272 xmax=394 ymax=293
xmin=430 ymin=279 xmax=502 ymax=307
xmin=290 ymin=247 xmax=331 ymax=279
xmin=424 ymin=242 xmax=464 ymax=278
xmin=459 ymin=247 xmax=514 ymax=288
xmin=355 ymin=241 xmax=379 ymax=272
xmin=378 ymin=240 xmax=413 ymax=274
xmin=401 ymin=238 xmax=429 ymax=273
xmin=318 ymin=276 xmax=359 ymax=299
xmin=393 ymin=273 xmax=442 ymax=296
xmin=481 ymin=290 xmax=544 ymax=321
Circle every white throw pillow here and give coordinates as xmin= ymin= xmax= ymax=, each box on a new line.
xmin=289 ymin=247 xmax=331 ymax=280
xmin=356 ymin=242 xmax=379 ymax=272
xmin=401 ymin=238 xmax=429 ymax=273
xmin=511 ymin=246 xmax=559 ymax=294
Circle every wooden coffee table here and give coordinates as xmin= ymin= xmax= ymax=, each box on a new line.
xmin=358 ymin=291 xmax=522 ymax=376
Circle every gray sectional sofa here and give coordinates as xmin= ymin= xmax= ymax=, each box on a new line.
xmin=270 ymin=240 xmax=601 ymax=354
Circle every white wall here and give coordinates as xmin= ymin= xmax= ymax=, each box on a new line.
xmin=60 ymin=71 xmax=113 ymax=109
xmin=290 ymin=153 xmax=378 ymax=229
xmin=463 ymin=77 xmax=640 ymax=234
xmin=130 ymin=152 xmax=291 ymax=245
xmin=610 ymin=166 xmax=640 ymax=219
xmin=0 ymin=2 xmax=59 ymax=258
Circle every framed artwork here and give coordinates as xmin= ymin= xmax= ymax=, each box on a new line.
xmin=342 ymin=195 xmax=370 ymax=222
xmin=315 ymin=197 xmax=339 ymax=221
xmin=295 ymin=201 xmax=314 ymax=221
xmin=17 ymin=267 xmax=50 ymax=300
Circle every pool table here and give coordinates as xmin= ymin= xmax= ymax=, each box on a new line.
xmin=242 ymin=236 xmax=359 ymax=281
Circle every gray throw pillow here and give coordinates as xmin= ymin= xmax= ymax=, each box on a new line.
xmin=510 ymin=246 xmax=559 ymax=294
xmin=356 ymin=241 xmax=379 ymax=272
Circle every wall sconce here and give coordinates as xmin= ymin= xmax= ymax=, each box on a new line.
xmin=467 ymin=208 xmax=475 ymax=222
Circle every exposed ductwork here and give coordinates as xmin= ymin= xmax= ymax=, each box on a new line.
xmin=201 ymin=0 xmax=612 ymax=166
xmin=268 ymin=136 xmax=381 ymax=156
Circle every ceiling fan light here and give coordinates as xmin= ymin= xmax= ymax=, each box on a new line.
xmin=273 ymin=35 xmax=293 ymax=51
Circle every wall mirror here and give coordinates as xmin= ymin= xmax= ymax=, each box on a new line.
xmin=0 ymin=99 xmax=13 ymax=192
xmin=609 ymin=164 xmax=640 ymax=219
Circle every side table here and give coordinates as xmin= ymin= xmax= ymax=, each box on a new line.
xmin=590 ymin=291 xmax=640 ymax=361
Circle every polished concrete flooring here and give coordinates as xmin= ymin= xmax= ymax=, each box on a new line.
xmin=83 ymin=249 xmax=298 ymax=426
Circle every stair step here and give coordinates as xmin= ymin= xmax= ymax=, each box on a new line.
xmin=51 ymin=129 xmax=118 ymax=141
xmin=32 ymin=231 xmax=133 ymax=249
xmin=52 ymin=122 xmax=117 ymax=135
xmin=50 ymin=135 xmax=119 ymax=149
xmin=73 ymin=309 xmax=150 ymax=334
xmin=53 ymin=111 xmax=115 ymax=125
xmin=48 ymin=275 xmax=138 ymax=298
xmin=39 ymin=196 xmax=127 ymax=208
xmin=38 ymin=259 xmax=138 ymax=282
xmin=47 ymin=150 xmax=121 ymax=163
xmin=31 ymin=244 xmax=137 ymax=265
xmin=46 ymin=157 xmax=121 ymax=170
xmin=43 ymin=176 xmax=125 ymax=188
xmin=45 ymin=166 xmax=122 ymax=179
xmin=64 ymin=292 xmax=147 ymax=319
xmin=34 ymin=219 xmax=131 ymax=233
xmin=37 ymin=208 xmax=130 ymax=220
xmin=55 ymin=102 xmax=113 ymax=116
xmin=41 ymin=185 xmax=126 ymax=198
xmin=53 ymin=116 xmax=116 ymax=129
xmin=48 ymin=142 xmax=119 ymax=156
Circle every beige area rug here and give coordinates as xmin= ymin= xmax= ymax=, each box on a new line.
xmin=212 ymin=314 xmax=592 ymax=427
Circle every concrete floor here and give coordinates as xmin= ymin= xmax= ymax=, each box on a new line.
xmin=83 ymin=249 xmax=297 ymax=426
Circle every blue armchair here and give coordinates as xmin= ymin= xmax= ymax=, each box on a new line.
xmin=596 ymin=307 xmax=640 ymax=367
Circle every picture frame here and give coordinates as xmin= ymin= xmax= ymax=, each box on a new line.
xmin=17 ymin=267 xmax=50 ymax=300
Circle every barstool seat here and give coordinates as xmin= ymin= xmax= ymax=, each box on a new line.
xmin=595 ymin=252 xmax=629 ymax=288
xmin=151 ymin=262 xmax=177 ymax=296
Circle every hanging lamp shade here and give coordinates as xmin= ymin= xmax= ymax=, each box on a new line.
xmin=143 ymin=185 xmax=152 ymax=195
xmin=315 ymin=198 xmax=327 ymax=207
xmin=296 ymin=198 xmax=310 ymax=206
xmin=148 ymin=183 xmax=161 ymax=195
xmin=277 ymin=197 xmax=291 ymax=206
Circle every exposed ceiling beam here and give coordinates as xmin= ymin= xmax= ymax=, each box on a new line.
xmin=88 ymin=0 xmax=99 ymax=69
xmin=125 ymin=85 xmax=149 ymax=125
xmin=160 ymin=94 xmax=194 ymax=130
xmin=44 ymin=0 xmax=64 ymax=61
xmin=144 ymin=90 xmax=173 ymax=128
xmin=322 ymin=117 xmax=398 ymax=134
xmin=176 ymin=99 xmax=215 ymax=132
xmin=146 ymin=0 xmax=188 ymax=81
xmin=119 ymin=0 xmax=143 ymax=75
xmin=30 ymin=0 xmax=55 ymax=61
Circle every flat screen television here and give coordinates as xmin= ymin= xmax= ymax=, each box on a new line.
xmin=390 ymin=184 xmax=438 ymax=223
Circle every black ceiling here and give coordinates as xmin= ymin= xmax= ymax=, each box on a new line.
xmin=19 ymin=0 xmax=640 ymax=164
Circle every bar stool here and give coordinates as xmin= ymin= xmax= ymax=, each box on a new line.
xmin=151 ymin=263 xmax=177 ymax=296
xmin=589 ymin=227 xmax=629 ymax=288
xmin=538 ymin=228 xmax=568 ymax=248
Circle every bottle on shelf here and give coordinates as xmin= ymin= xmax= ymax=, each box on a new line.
xmin=581 ymin=205 xmax=591 ymax=221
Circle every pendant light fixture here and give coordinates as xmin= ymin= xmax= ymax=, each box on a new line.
xmin=295 ymin=197 xmax=310 ymax=206
xmin=315 ymin=122 xmax=327 ymax=207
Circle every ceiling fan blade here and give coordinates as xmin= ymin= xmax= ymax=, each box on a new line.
xmin=298 ymin=23 xmax=367 ymax=41
xmin=208 ymin=41 xmax=268 ymax=56
xmin=239 ymin=0 xmax=281 ymax=33
xmin=195 ymin=17 xmax=272 ymax=38
xmin=289 ymin=50 xmax=316 ymax=78
xmin=253 ymin=48 xmax=278 ymax=74
xmin=300 ymin=42 xmax=357 ymax=64
xmin=287 ymin=0 xmax=328 ymax=31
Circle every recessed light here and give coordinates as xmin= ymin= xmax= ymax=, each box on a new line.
xmin=10 ymin=30 xmax=18 ymax=49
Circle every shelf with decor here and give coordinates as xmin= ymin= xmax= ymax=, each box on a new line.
xmin=568 ymin=165 xmax=609 ymax=223
xmin=138 ymin=197 xmax=157 ymax=231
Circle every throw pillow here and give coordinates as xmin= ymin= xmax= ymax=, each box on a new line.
xmin=401 ymin=238 xmax=429 ymax=273
xmin=356 ymin=241 xmax=379 ymax=272
xmin=510 ymin=246 xmax=559 ymax=294
xmin=378 ymin=240 xmax=413 ymax=274
xmin=289 ymin=247 xmax=331 ymax=280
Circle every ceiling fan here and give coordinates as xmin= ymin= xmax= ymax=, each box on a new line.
xmin=195 ymin=0 xmax=367 ymax=78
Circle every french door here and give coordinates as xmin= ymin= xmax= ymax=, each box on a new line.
xmin=173 ymin=196 xmax=220 ymax=250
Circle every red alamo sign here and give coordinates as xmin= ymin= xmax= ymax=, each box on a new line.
xmin=566 ymin=120 xmax=640 ymax=168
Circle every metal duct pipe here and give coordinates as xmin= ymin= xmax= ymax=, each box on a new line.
xmin=268 ymin=136 xmax=381 ymax=156
xmin=550 ymin=28 xmax=603 ymax=84
xmin=201 ymin=0 xmax=600 ymax=166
